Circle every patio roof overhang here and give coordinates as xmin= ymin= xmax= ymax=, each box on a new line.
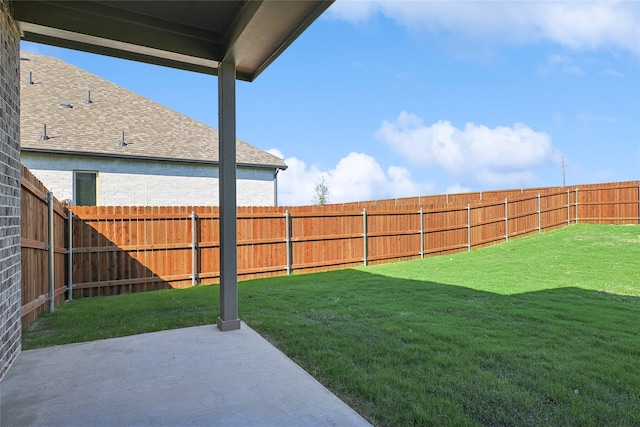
xmin=12 ymin=0 xmax=333 ymax=82
xmin=11 ymin=0 xmax=334 ymax=331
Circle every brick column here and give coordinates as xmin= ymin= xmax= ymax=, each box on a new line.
xmin=0 ymin=0 xmax=22 ymax=380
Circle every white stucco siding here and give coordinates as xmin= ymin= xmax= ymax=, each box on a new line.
xmin=236 ymin=179 xmax=276 ymax=206
xmin=21 ymin=153 xmax=278 ymax=206
xmin=99 ymin=171 xmax=221 ymax=206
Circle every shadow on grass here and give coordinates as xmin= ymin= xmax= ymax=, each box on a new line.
xmin=239 ymin=268 xmax=640 ymax=427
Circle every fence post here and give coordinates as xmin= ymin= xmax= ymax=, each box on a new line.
xmin=504 ymin=198 xmax=509 ymax=242
xmin=190 ymin=212 xmax=198 ymax=286
xmin=285 ymin=210 xmax=292 ymax=275
xmin=567 ymin=189 xmax=570 ymax=225
xmin=47 ymin=191 xmax=55 ymax=312
xmin=467 ymin=204 xmax=471 ymax=251
xmin=419 ymin=208 xmax=424 ymax=259
xmin=537 ymin=193 xmax=541 ymax=233
xmin=67 ymin=210 xmax=73 ymax=301
xmin=363 ymin=208 xmax=368 ymax=266
xmin=638 ymin=182 xmax=640 ymax=225
xmin=574 ymin=188 xmax=579 ymax=223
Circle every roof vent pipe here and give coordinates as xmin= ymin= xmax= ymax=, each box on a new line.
xmin=40 ymin=123 xmax=49 ymax=141
xmin=29 ymin=71 xmax=33 ymax=85
xmin=86 ymin=90 xmax=93 ymax=104
xmin=119 ymin=131 xmax=127 ymax=147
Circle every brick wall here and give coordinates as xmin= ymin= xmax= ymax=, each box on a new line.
xmin=22 ymin=152 xmax=277 ymax=206
xmin=0 ymin=1 xmax=22 ymax=380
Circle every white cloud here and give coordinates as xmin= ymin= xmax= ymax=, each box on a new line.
xmin=327 ymin=0 xmax=379 ymax=24
xmin=576 ymin=112 xmax=624 ymax=124
xmin=599 ymin=68 xmax=624 ymax=78
xmin=269 ymin=152 xmax=323 ymax=206
xmin=328 ymin=1 xmax=640 ymax=56
xmin=271 ymin=149 xmax=432 ymax=206
xmin=539 ymin=54 xmax=584 ymax=75
xmin=375 ymin=111 xmax=559 ymax=188
xmin=267 ymin=148 xmax=285 ymax=159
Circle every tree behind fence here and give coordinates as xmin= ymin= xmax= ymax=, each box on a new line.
xmin=21 ymin=169 xmax=640 ymax=327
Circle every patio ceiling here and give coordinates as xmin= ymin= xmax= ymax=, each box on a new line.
xmin=12 ymin=0 xmax=333 ymax=81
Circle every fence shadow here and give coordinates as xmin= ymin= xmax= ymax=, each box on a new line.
xmin=20 ymin=167 xmax=173 ymax=326
xmin=71 ymin=218 xmax=172 ymax=298
xmin=239 ymin=268 xmax=640 ymax=426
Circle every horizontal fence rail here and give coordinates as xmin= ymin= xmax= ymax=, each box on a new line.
xmin=20 ymin=166 xmax=67 ymax=327
xmin=21 ymin=171 xmax=640 ymax=326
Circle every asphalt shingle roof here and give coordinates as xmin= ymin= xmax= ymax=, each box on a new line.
xmin=19 ymin=52 xmax=287 ymax=169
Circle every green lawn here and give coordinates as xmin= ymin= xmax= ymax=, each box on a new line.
xmin=24 ymin=224 xmax=640 ymax=426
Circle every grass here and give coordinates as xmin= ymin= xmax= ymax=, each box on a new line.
xmin=23 ymin=224 xmax=640 ymax=426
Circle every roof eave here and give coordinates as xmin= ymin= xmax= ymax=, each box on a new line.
xmin=21 ymin=147 xmax=287 ymax=170
xmin=13 ymin=1 xmax=335 ymax=82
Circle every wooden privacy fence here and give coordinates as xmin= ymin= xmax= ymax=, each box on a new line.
xmin=21 ymin=173 xmax=639 ymax=326
xmin=20 ymin=166 xmax=67 ymax=326
xmin=65 ymin=181 xmax=639 ymax=299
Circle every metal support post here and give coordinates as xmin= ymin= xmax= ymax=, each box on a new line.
xmin=419 ymin=208 xmax=424 ymax=259
xmin=504 ymin=198 xmax=509 ymax=242
xmin=274 ymin=170 xmax=279 ymax=206
xmin=467 ymin=204 xmax=471 ymax=251
xmin=537 ymin=193 xmax=541 ymax=233
xmin=217 ymin=60 xmax=240 ymax=331
xmin=285 ymin=210 xmax=292 ymax=275
xmin=574 ymin=188 xmax=579 ymax=223
xmin=191 ymin=212 xmax=198 ymax=286
xmin=567 ymin=189 xmax=570 ymax=225
xmin=362 ymin=208 xmax=368 ymax=266
xmin=67 ymin=210 xmax=73 ymax=301
xmin=48 ymin=192 xmax=55 ymax=312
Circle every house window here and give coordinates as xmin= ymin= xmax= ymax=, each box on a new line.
xmin=74 ymin=171 xmax=97 ymax=206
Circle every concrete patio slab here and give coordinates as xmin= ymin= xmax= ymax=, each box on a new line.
xmin=0 ymin=323 xmax=371 ymax=426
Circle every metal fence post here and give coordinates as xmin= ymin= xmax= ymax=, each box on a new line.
xmin=574 ymin=188 xmax=579 ymax=223
xmin=467 ymin=204 xmax=471 ymax=251
xmin=190 ymin=212 xmax=198 ymax=286
xmin=67 ymin=210 xmax=73 ymax=301
xmin=48 ymin=191 xmax=55 ymax=312
xmin=567 ymin=189 xmax=570 ymax=225
xmin=285 ymin=210 xmax=292 ymax=275
xmin=537 ymin=193 xmax=541 ymax=233
xmin=363 ymin=208 xmax=368 ymax=266
xmin=504 ymin=198 xmax=509 ymax=242
xmin=419 ymin=208 xmax=424 ymax=259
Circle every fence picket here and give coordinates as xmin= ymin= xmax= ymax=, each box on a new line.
xmin=20 ymin=172 xmax=640 ymax=327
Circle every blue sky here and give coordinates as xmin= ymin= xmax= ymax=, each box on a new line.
xmin=21 ymin=1 xmax=640 ymax=206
